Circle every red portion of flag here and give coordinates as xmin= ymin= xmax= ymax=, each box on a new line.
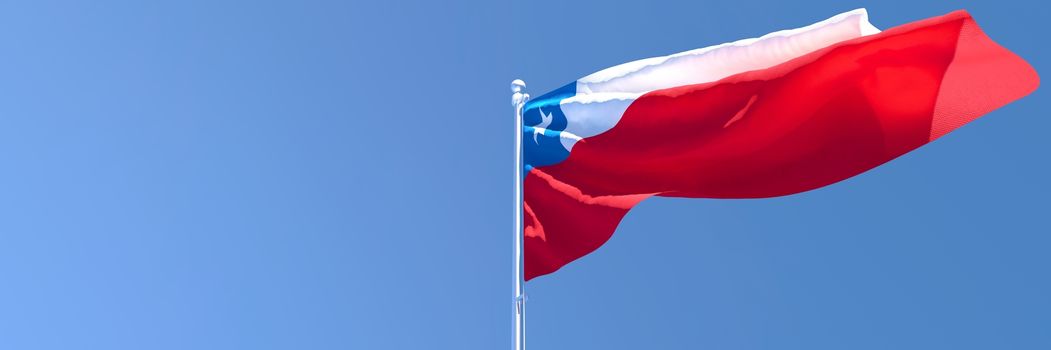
xmin=524 ymin=11 xmax=1039 ymax=280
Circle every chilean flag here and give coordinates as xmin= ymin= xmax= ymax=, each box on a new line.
xmin=522 ymin=9 xmax=1038 ymax=281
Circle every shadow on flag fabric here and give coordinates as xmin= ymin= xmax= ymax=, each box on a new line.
xmin=521 ymin=9 xmax=1039 ymax=281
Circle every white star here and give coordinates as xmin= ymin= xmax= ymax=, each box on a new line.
xmin=533 ymin=107 xmax=554 ymax=143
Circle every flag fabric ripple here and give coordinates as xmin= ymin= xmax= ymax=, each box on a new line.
xmin=521 ymin=9 xmax=1039 ymax=281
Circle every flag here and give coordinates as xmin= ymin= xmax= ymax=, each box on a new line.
xmin=522 ymin=9 xmax=1038 ymax=281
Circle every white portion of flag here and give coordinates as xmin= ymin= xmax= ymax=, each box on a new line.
xmin=576 ymin=8 xmax=880 ymax=94
xmin=555 ymin=8 xmax=881 ymax=152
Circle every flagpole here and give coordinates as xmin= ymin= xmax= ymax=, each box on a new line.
xmin=511 ymin=79 xmax=529 ymax=350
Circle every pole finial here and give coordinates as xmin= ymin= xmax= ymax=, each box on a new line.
xmin=512 ymin=79 xmax=529 ymax=112
xmin=511 ymin=79 xmax=526 ymax=93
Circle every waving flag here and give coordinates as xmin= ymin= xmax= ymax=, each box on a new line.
xmin=522 ymin=9 xmax=1038 ymax=280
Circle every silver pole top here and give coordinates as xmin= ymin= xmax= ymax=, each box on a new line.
xmin=511 ymin=79 xmax=526 ymax=93
xmin=512 ymin=79 xmax=529 ymax=110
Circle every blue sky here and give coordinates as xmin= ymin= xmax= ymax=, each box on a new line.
xmin=0 ymin=0 xmax=1047 ymax=349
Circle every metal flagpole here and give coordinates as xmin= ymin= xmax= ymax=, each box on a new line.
xmin=511 ymin=79 xmax=529 ymax=350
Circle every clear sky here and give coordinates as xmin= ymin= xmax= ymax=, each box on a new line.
xmin=0 ymin=0 xmax=1047 ymax=349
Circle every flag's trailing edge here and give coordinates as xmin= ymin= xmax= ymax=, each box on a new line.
xmin=522 ymin=9 xmax=1038 ymax=281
